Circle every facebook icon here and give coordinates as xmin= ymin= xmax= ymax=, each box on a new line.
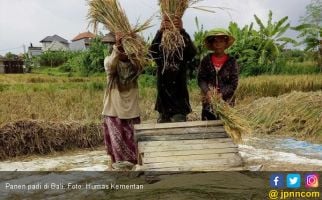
xmin=270 ymin=174 xmax=284 ymax=188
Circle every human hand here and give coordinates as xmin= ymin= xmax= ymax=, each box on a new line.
xmin=160 ymin=18 xmax=171 ymax=31
xmin=173 ymin=16 xmax=183 ymax=30
xmin=205 ymin=90 xmax=214 ymax=103
xmin=115 ymin=32 xmax=123 ymax=46
xmin=214 ymin=88 xmax=222 ymax=99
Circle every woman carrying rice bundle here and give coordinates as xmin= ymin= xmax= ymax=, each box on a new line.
xmin=150 ymin=16 xmax=197 ymax=123
xmin=198 ymin=28 xmax=239 ymax=120
xmin=102 ymin=33 xmax=141 ymax=170
xmin=88 ymin=0 xmax=151 ymax=170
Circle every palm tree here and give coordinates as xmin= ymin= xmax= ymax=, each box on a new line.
xmin=254 ymin=10 xmax=297 ymax=72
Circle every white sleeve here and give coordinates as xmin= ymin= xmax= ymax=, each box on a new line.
xmin=104 ymin=45 xmax=119 ymax=73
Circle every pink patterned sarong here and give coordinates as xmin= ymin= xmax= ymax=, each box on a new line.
xmin=102 ymin=116 xmax=140 ymax=164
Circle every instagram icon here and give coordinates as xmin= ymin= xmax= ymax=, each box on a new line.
xmin=305 ymin=174 xmax=319 ymax=188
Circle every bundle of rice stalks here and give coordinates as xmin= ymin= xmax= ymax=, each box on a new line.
xmin=0 ymin=120 xmax=102 ymax=160
xmin=87 ymin=0 xmax=152 ymax=73
xmin=158 ymin=0 xmax=213 ymax=72
xmin=238 ymin=91 xmax=322 ymax=140
xmin=212 ymin=94 xmax=252 ymax=143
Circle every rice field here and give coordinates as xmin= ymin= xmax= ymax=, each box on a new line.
xmin=0 ymin=73 xmax=322 ymax=159
xmin=1 ymin=73 xmax=322 ymax=125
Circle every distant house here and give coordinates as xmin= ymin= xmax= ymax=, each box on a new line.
xmin=28 ymin=43 xmax=42 ymax=57
xmin=102 ymin=32 xmax=116 ymax=53
xmin=102 ymin=32 xmax=115 ymax=45
xmin=70 ymin=31 xmax=96 ymax=51
xmin=0 ymin=56 xmax=5 ymax=74
xmin=40 ymin=34 xmax=69 ymax=51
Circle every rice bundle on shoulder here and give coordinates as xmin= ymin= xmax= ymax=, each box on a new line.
xmin=88 ymin=0 xmax=152 ymax=75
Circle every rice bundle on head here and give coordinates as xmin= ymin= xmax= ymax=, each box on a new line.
xmin=87 ymin=0 xmax=152 ymax=74
xmin=212 ymin=93 xmax=252 ymax=143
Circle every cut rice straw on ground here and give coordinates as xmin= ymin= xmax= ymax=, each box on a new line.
xmin=212 ymin=94 xmax=252 ymax=143
xmin=87 ymin=0 xmax=152 ymax=73
xmin=238 ymin=91 xmax=322 ymax=140
xmin=0 ymin=120 xmax=102 ymax=160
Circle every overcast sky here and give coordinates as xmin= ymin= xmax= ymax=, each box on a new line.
xmin=0 ymin=0 xmax=311 ymax=55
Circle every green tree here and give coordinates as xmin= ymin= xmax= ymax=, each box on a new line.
xmin=39 ymin=51 xmax=67 ymax=67
xmin=293 ymin=0 xmax=322 ymax=70
xmin=81 ymin=36 xmax=109 ymax=76
xmin=300 ymin=0 xmax=322 ymax=26
xmin=5 ymin=52 xmax=17 ymax=60
xmin=228 ymin=22 xmax=263 ymax=75
xmin=193 ymin=17 xmax=208 ymax=63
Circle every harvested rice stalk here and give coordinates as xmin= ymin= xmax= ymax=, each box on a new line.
xmin=159 ymin=0 xmax=190 ymax=72
xmin=212 ymin=93 xmax=252 ymax=143
xmin=87 ymin=0 xmax=152 ymax=73
xmin=0 ymin=120 xmax=102 ymax=160
xmin=239 ymin=91 xmax=322 ymax=138
xmin=158 ymin=0 xmax=214 ymax=72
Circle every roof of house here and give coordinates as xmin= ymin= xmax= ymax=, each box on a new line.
xmin=102 ymin=32 xmax=116 ymax=43
xmin=40 ymin=35 xmax=69 ymax=44
xmin=72 ymin=31 xmax=95 ymax=42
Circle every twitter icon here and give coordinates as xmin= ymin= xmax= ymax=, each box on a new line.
xmin=287 ymin=174 xmax=301 ymax=188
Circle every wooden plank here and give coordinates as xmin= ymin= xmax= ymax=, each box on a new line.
xmin=139 ymin=141 xmax=237 ymax=153
xmin=143 ymin=156 xmax=242 ymax=169
xmin=135 ymin=126 xmax=226 ymax=138
xmin=143 ymin=153 xmax=239 ymax=164
xmin=143 ymin=148 xmax=238 ymax=158
xmin=137 ymin=132 xmax=228 ymax=141
xmin=140 ymin=144 xmax=238 ymax=153
xmin=139 ymin=138 xmax=234 ymax=147
xmin=135 ymin=120 xmax=223 ymax=130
